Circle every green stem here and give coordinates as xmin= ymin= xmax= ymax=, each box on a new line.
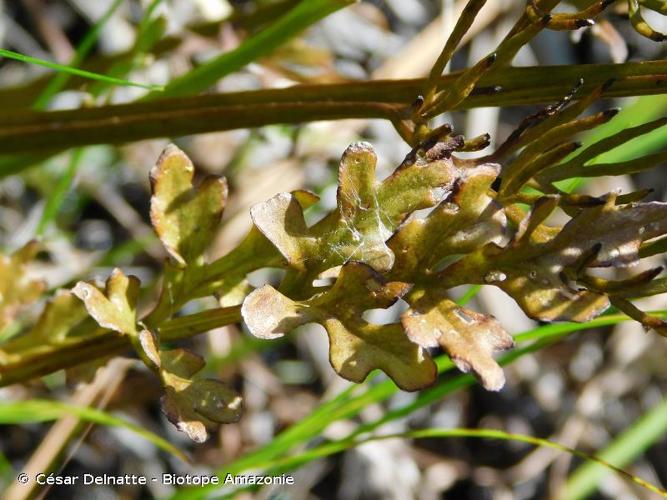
xmin=1 ymin=222 xmax=267 ymax=383
xmin=0 ymin=61 xmax=665 ymax=164
xmin=0 ymin=306 xmax=241 ymax=387
xmin=159 ymin=306 xmax=242 ymax=341
xmin=143 ymin=231 xmax=280 ymax=326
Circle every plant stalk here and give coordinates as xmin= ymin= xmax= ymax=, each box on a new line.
xmin=0 ymin=306 xmax=241 ymax=387
xmin=0 ymin=61 xmax=665 ymax=163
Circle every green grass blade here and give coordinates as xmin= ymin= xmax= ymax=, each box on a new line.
xmin=0 ymin=400 xmax=187 ymax=462
xmin=33 ymin=1 xmax=166 ymax=235
xmin=155 ymin=0 xmax=354 ymax=97
xmin=0 ymin=450 xmax=13 ymax=486
xmin=32 ymin=0 xmax=126 ymax=109
xmin=547 ymin=149 xmax=667 ymax=180
xmin=138 ymin=0 xmax=166 ymax=33
xmin=565 ymin=396 xmax=667 ymax=500
xmin=36 ymin=148 xmax=83 ymax=235
xmin=333 ymin=318 xmax=625 ymax=449
xmin=556 ymin=95 xmax=667 ymax=193
xmin=340 ymin=336 xmax=568 ymax=445
xmin=87 ymin=2 xmax=167 ymax=98
xmin=95 ymin=235 xmax=157 ymax=267
xmin=0 ymin=49 xmax=163 ymax=92
xmin=458 ymin=284 xmax=481 ymax=305
xmin=249 ymin=429 xmax=667 ymax=499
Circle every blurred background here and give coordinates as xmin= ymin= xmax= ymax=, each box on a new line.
xmin=0 ymin=0 xmax=666 ymax=498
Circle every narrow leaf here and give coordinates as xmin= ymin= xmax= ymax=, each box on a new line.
xmin=0 ymin=48 xmax=162 ymax=91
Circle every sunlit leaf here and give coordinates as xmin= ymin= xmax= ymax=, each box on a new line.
xmin=242 ymin=262 xmax=436 ymax=391
xmin=150 ymin=144 xmax=228 ymax=267
xmin=251 ymin=142 xmax=455 ymax=277
xmin=402 ymin=297 xmax=513 ymax=391
xmin=388 ymin=162 xmax=506 ymax=279
xmin=73 ymin=268 xmax=140 ymax=336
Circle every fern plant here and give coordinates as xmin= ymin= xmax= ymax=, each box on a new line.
xmin=0 ymin=0 xmax=666 ymax=497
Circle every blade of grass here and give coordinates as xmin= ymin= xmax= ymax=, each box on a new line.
xmin=94 ymin=234 xmax=158 ymax=267
xmin=138 ymin=0 xmax=166 ymax=33
xmin=564 ymin=396 xmax=667 ymax=500
xmin=153 ymin=0 xmax=355 ymax=98
xmin=34 ymin=1 xmax=166 ymax=235
xmin=0 ymin=399 xmax=186 ymax=461
xmin=87 ymin=1 xmax=167 ymax=99
xmin=35 ymin=148 xmax=83 ymax=235
xmin=0 ymin=49 xmax=163 ymax=91
xmin=329 ymin=318 xmax=635 ymax=454
xmin=556 ymin=95 xmax=667 ymax=193
xmin=32 ymin=0 xmax=126 ymax=110
xmin=458 ymin=284 xmax=481 ymax=305
xmin=0 ymin=1 xmax=300 ymax=110
xmin=239 ymin=429 xmax=667 ymax=499
xmin=0 ymin=450 xmax=13 ymax=486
